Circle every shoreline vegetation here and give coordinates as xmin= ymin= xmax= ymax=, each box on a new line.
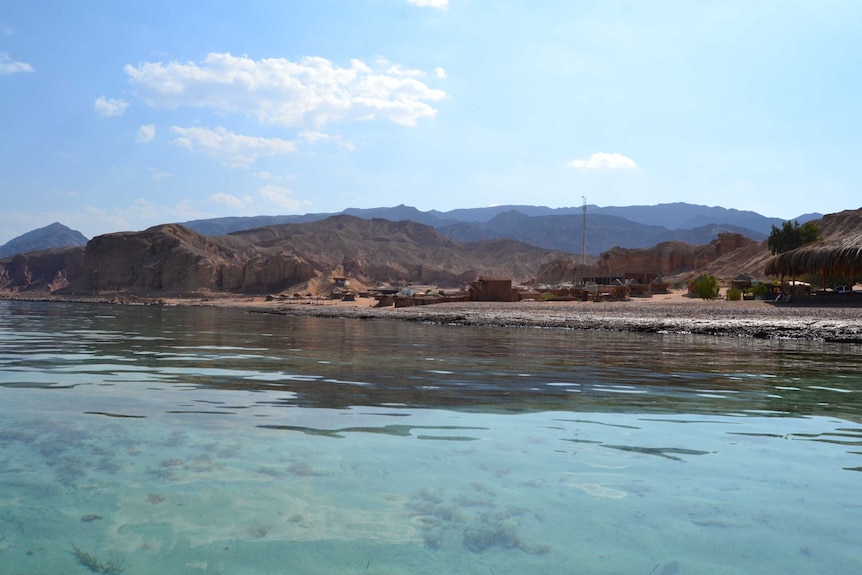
xmin=2 ymin=290 xmax=860 ymax=343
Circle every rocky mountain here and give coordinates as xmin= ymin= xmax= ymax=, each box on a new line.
xmin=3 ymin=208 xmax=856 ymax=296
xmin=179 ymin=202 xmax=816 ymax=250
xmin=177 ymin=213 xmax=321 ymax=236
xmin=217 ymin=215 xmax=574 ymax=287
xmin=589 ymin=203 xmax=812 ymax=234
xmin=16 ymin=215 xmax=573 ymax=295
xmin=0 ymin=247 xmax=85 ymax=293
xmin=436 ymin=210 xmax=766 ymax=254
xmin=0 ymin=222 xmax=88 ymax=259
xmin=585 ymin=207 xmax=862 ymax=283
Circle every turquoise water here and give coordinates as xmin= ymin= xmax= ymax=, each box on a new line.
xmin=0 ymin=301 xmax=860 ymax=574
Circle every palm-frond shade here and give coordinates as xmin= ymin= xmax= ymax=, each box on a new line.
xmin=765 ymin=233 xmax=862 ymax=277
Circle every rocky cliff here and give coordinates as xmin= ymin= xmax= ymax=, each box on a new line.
xmin=3 ymin=210 xmax=857 ymax=296
xmin=532 ymin=233 xmax=760 ymax=285
xmin=597 ymin=233 xmax=758 ymax=276
xmin=0 ymin=248 xmax=86 ymax=292
xmin=3 ymin=216 xmax=574 ymax=295
xmin=68 ymin=224 xmax=318 ymax=294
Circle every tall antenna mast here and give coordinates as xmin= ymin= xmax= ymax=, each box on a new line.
xmin=581 ymin=196 xmax=587 ymax=266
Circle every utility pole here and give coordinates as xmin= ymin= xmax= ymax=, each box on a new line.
xmin=581 ymin=196 xmax=587 ymax=266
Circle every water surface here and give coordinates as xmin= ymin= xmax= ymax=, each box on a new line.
xmin=1 ymin=301 xmax=860 ymax=574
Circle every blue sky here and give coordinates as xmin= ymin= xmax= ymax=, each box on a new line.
xmin=2 ymin=1 xmax=861 ymax=243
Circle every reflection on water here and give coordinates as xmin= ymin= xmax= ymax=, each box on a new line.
xmin=0 ymin=300 xmax=860 ymax=574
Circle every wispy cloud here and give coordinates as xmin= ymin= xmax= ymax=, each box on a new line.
xmin=0 ymin=53 xmax=33 ymax=75
xmin=136 ymin=124 xmax=156 ymax=142
xmin=257 ymin=184 xmax=308 ymax=211
xmin=148 ymin=167 xmax=173 ymax=180
xmin=434 ymin=67 xmax=446 ymax=79
xmin=567 ymin=152 xmax=637 ymax=170
xmin=252 ymin=171 xmax=294 ymax=181
xmin=70 ymin=199 xmax=212 ymax=238
xmin=408 ymin=0 xmax=449 ymax=9
xmin=126 ymin=52 xmax=446 ymax=128
xmin=93 ymin=96 xmax=129 ymax=117
xmin=210 ymin=192 xmax=248 ymax=210
xmin=299 ymin=130 xmax=355 ymax=151
xmin=209 ymin=186 xmax=310 ymax=213
xmin=170 ymin=126 xmax=297 ymax=168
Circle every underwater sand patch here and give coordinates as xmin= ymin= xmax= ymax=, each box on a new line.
xmin=575 ymin=483 xmax=627 ymax=499
xmin=579 ymin=461 xmax=629 ymax=470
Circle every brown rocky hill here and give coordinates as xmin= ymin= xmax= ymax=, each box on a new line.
xmin=0 ymin=248 xmax=85 ymax=292
xmin=70 ymin=223 xmax=316 ymax=294
xmin=693 ymin=208 xmax=862 ymax=282
xmin=2 ymin=215 xmax=575 ymax=295
xmin=535 ymin=233 xmax=760 ymax=285
xmin=218 ymin=215 xmax=575 ymax=288
xmin=586 ymin=208 xmax=862 ymax=284
xmin=808 ymin=207 xmax=862 ymax=238
xmin=598 ymin=233 xmax=757 ymax=277
xmin=4 ymin=209 xmax=858 ymax=296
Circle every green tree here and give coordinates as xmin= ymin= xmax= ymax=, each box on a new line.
xmin=726 ymin=286 xmax=742 ymax=301
xmin=691 ymin=274 xmax=719 ymax=300
xmin=767 ymin=220 xmax=821 ymax=255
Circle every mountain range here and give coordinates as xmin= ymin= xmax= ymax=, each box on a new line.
xmin=0 ymin=206 xmax=858 ymax=296
xmin=0 ymin=216 xmax=575 ymax=295
xmin=0 ymin=203 xmax=821 ymax=260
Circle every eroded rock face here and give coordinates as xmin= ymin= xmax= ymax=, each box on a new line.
xmin=78 ymin=225 xmax=235 ymax=292
xmin=0 ymin=248 xmax=85 ymax=292
xmin=72 ymin=224 xmax=318 ymax=294
xmin=597 ymin=233 xmax=758 ymax=276
xmin=0 ymin=225 xmax=779 ymax=296
xmin=229 ymin=253 xmax=317 ymax=293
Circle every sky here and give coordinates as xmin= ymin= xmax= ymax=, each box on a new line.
xmin=2 ymin=0 xmax=861 ymax=243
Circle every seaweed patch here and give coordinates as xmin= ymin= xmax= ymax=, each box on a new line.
xmin=70 ymin=543 xmax=125 ymax=574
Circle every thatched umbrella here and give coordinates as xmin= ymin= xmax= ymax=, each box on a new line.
xmin=765 ymin=232 xmax=862 ymax=279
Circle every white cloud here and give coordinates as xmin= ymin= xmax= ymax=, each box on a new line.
xmin=148 ymin=167 xmax=173 ymax=180
xmin=125 ymin=52 xmax=446 ymax=128
xmin=0 ymin=53 xmax=33 ymax=74
xmin=170 ymin=126 xmax=297 ymax=168
xmin=207 ymin=186 xmax=310 ymax=214
xmin=299 ymin=130 xmax=355 ymax=151
xmin=434 ymin=67 xmax=446 ymax=79
xmin=257 ymin=184 xmax=308 ymax=211
xmin=252 ymin=171 xmax=294 ymax=180
xmin=209 ymin=192 xmax=246 ymax=209
xmin=567 ymin=152 xmax=637 ymax=170
xmin=137 ymin=124 xmax=156 ymax=142
xmin=408 ymin=0 xmax=449 ymax=8
xmin=93 ymin=96 xmax=129 ymax=117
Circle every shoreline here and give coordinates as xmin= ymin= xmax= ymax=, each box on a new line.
xmin=260 ymin=298 xmax=862 ymax=343
xmin=3 ymin=291 xmax=860 ymax=343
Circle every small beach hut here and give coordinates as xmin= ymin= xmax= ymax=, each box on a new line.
xmin=765 ymin=232 xmax=862 ymax=287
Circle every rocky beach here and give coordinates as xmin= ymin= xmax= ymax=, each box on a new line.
xmin=258 ymin=292 xmax=862 ymax=343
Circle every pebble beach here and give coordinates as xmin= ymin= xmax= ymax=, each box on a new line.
xmin=262 ymin=293 xmax=862 ymax=343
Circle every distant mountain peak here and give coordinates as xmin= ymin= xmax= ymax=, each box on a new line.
xmin=0 ymin=222 xmax=89 ymax=259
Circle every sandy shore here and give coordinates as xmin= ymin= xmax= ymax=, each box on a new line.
xmin=254 ymin=292 xmax=862 ymax=343
xmin=3 ymin=291 xmax=860 ymax=342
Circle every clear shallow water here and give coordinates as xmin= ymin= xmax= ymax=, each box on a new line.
xmin=0 ymin=301 xmax=860 ymax=575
